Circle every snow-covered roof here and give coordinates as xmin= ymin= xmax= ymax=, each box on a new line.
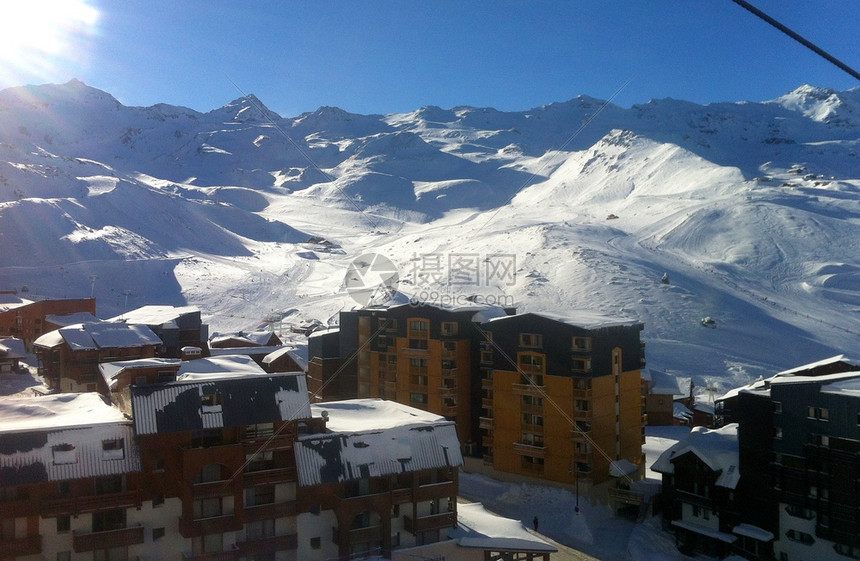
xmin=308 ymin=327 xmax=339 ymax=339
xmin=208 ymin=345 xmax=284 ymax=358
xmin=673 ymin=401 xmax=692 ymax=422
xmin=718 ymin=355 xmax=860 ymax=402
xmin=262 ymin=344 xmax=308 ymax=371
xmin=33 ymin=322 xmax=162 ymax=351
xmin=130 ymin=372 xmax=310 ymax=435
xmin=672 ymin=520 xmax=737 ymax=543
xmin=108 ymin=305 xmax=199 ymax=326
xmin=294 ymin=399 xmax=463 ymax=487
xmin=449 ymin=502 xmax=557 ymax=552
xmin=99 ymin=358 xmax=182 ymax=390
xmin=821 ymin=376 xmax=860 ymax=397
xmin=0 ymin=337 xmax=26 ymax=359
xmin=733 ymin=523 xmax=774 ymax=542
xmin=176 ymin=354 xmax=266 ymax=379
xmin=609 ymin=458 xmax=639 ymax=477
xmin=775 ymin=354 xmax=858 ymax=376
xmin=0 ymin=393 xmax=140 ymax=485
xmin=651 ymin=424 xmax=740 ymax=489
xmin=209 ymin=330 xmax=277 ymax=347
xmin=488 ymin=310 xmax=641 ymax=330
xmin=45 ymin=312 xmax=99 ymax=326
xmin=644 ymin=368 xmax=683 ymax=395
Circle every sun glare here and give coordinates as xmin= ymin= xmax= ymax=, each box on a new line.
xmin=0 ymin=0 xmax=99 ymax=85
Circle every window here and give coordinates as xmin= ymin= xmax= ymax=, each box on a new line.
xmin=52 ymin=443 xmax=77 ymax=465
xmin=774 ymin=426 xmax=783 ymax=439
xmin=58 ymin=481 xmax=70 ymax=497
xmin=152 ymin=527 xmax=165 ymax=540
xmin=441 ymin=322 xmax=458 ymax=336
xmin=92 ymin=509 xmax=125 ymax=532
xmin=481 ymin=350 xmax=493 ymax=363
xmin=575 ymin=399 xmax=590 ymax=412
xmin=194 ymin=497 xmax=222 ymax=519
xmin=410 ymin=357 xmax=428 ymax=368
xmin=521 ymin=433 xmax=544 ymax=447
xmin=195 ymin=463 xmax=223 ymax=484
xmin=519 ymin=353 xmax=543 ymax=373
xmin=409 ymin=319 xmax=429 ymax=331
xmin=773 ymin=400 xmax=782 ymax=413
xmin=572 ymin=357 xmax=592 ymax=373
xmin=153 ymin=495 xmax=164 ymax=508
xmin=520 ymin=373 xmax=544 ymax=386
xmin=157 ymin=370 xmax=176 ymax=382
xmin=310 ymin=537 xmax=321 ymax=550
xmin=57 ymin=515 xmax=71 ymax=533
xmin=408 ymin=339 xmax=428 ymax=349
xmin=410 ymin=392 xmax=428 ymax=404
xmin=102 ymin=439 xmax=124 ymax=460
xmin=246 ymin=485 xmax=275 ymax=507
xmin=519 ymin=333 xmax=542 ymax=348
xmin=785 ymin=529 xmax=814 ymax=545
xmin=57 ymin=552 xmax=71 ymax=561
xmin=201 ymin=392 xmax=222 ymax=408
xmin=246 ymin=519 xmax=275 ymax=539
xmin=153 ymin=458 xmax=165 ymax=471
xmin=522 ymin=413 xmax=543 ymax=427
xmin=410 ymin=374 xmax=428 ymax=386
xmin=522 ymin=395 xmax=543 ymax=407
xmin=820 ymin=407 xmax=829 ymax=421
xmin=572 ymin=336 xmax=592 ymax=351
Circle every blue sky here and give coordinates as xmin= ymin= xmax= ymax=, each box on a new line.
xmin=1 ymin=1 xmax=857 ymax=116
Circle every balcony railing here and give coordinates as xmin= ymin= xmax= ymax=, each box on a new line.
xmin=235 ymin=533 xmax=298 ymax=555
xmin=403 ymin=512 xmax=456 ymax=534
xmin=73 ymin=524 xmax=144 ymax=552
xmin=192 ymin=479 xmax=236 ymax=499
xmin=512 ymin=442 xmax=547 ymax=458
xmin=414 ymin=480 xmax=455 ymax=502
xmin=182 ymin=551 xmax=241 ymax=561
xmin=42 ymin=489 xmax=142 ymax=516
xmin=479 ymin=417 xmax=493 ymax=430
xmin=243 ymin=501 xmax=297 ymax=522
xmin=179 ymin=515 xmax=242 ymax=538
xmin=0 ymin=534 xmax=41 ymax=557
xmin=512 ymin=383 xmax=545 ymax=397
xmin=242 ymin=466 xmax=296 ymax=486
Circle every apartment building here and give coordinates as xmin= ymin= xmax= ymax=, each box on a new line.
xmin=0 ymin=293 xmax=96 ymax=350
xmin=0 ymin=357 xmax=475 ymax=561
xmin=480 ymin=311 xmax=646 ymax=496
xmin=33 ymin=322 xmax=163 ymax=393
xmin=332 ymin=304 xmax=647 ymax=497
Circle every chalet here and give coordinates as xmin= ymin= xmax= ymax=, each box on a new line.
xmin=0 ymin=393 xmax=143 ymax=561
xmin=33 ymin=322 xmax=163 ymax=393
xmin=652 ymin=424 xmax=745 ymax=558
xmin=109 ymin=306 xmax=208 ymax=358
xmin=642 ymin=367 xmax=683 ymax=426
xmin=294 ymin=399 xmax=463 ymax=560
xmin=0 ymin=337 xmax=26 ymax=373
xmin=0 ymin=293 xmax=96 ymax=351
xmin=261 ymin=344 xmax=308 ymax=374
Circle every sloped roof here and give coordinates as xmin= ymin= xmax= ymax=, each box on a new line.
xmin=99 ymin=358 xmax=183 ymax=390
xmin=108 ymin=305 xmax=200 ymax=326
xmin=262 ymin=344 xmax=308 ymax=371
xmin=0 ymin=337 xmax=26 ymax=359
xmin=0 ymin=393 xmax=140 ymax=485
xmin=450 ymin=502 xmax=557 ymax=552
xmin=651 ymin=424 xmax=740 ymax=489
xmin=487 ymin=310 xmax=641 ymax=330
xmin=209 ymin=330 xmax=278 ymax=347
xmin=644 ymin=368 xmax=683 ymax=395
xmin=33 ymin=322 xmax=162 ymax=350
xmin=294 ymin=399 xmax=463 ymax=487
xmin=130 ymin=372 xmax=310 ymax=435
xmin=45 ymin=312 xmax=99 ymax=326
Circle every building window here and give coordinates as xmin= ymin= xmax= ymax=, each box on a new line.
xmin=519 ymin=353 xmax=543 ymax=373
xmin=441 ymin=322 xmax=458 ymax=336
xmin=773 ymin=400 xmax=782 ymax=413
xmin=820 ymin=407 xmax=829 ymax=421
xmin=201 ymin=392 xmax=222 ymax=408
xmin=410 ymin=374 xmax=428 ymax=386
xmin=152 ymin=527 xmax=165 ymax=540
xmin=153 ymin=495 xmax=164 ymax=508
xmin=245 ymin=485 xmax=275 ymax=507
xmin=519 ymin=333 xmax=542 ymax=348
xmin=195 ymin=463 xmax=224 ymax=484
xmin=481 ymin=350 xmax=493 ymax=363
xmin=521 ymin=432 xmax=544 ymax=447
xmin=410 ymin=392 xmax=428 ymax=404
xmin=101 ymin=439 xmax=124 ymax=460
xmin=572 ymin=358 xmax=592 ymax=373
xmin=572 ymin=336 xmax=592 ymax=351
xmin=522 ymin=395 xmax=543 ymax=407
xmin=409 ymin=319 xmax=429 ymax=332
xmin=575 ymin=399 xmax=590 ymax=412
xmin=408 ymin=339 xmax=428 ymax=349
xmin=310 ymin=537 xmax=321 ymax=550
xmin=57 ymin=515 xmax=71 ymax=533
xmin=246 ymin=423 xmax=274 ymax=438
xmin=522 ymin=413 xmax=543 ymax=427
xmin=410 ymin=357 xmax=428 ymax=368
xmin=785 ymin=529 xmax=814 ymax=545
xmin=52 ymin=443 xmax=77 ymax=465
xmin=58 ymin=481 xmax=71 ymax=497
xmin=774 ymin=427 xmax=783 ymax=439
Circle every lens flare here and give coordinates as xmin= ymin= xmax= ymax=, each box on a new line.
xmin=0 ymin=0 xmax=100 ymax=85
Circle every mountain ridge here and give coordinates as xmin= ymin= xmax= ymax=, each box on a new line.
xmin=1 ymin=80 xmax=859 ymax=393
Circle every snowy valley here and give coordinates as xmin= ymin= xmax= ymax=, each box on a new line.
xmin=1 ymin=80 xmax=859 ymax=394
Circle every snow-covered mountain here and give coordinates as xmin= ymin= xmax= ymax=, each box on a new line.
xmin=1 ymin=79 xmax=859 ymax=393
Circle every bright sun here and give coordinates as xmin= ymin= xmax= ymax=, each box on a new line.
xmin=0 ymin=0 xmax=99 ymax=83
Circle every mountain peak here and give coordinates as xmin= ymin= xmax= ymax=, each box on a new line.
xmin=212 ymin=94 xmax=281 ymax=123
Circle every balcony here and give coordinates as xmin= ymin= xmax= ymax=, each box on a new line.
xmin=182 ymin=551 xmax=241 ymax=561
xmin=439 ymin=386 xmax=457 ymax=398
xmin=609 ymin=488 xmax=645 ymax=506
xmin=42 ymin=489 xmax=142 ymax=516
xmin=520 ymin=403 xmax=542 ymax=415
xmin=346 ymin=525 xmax=382 ymax=545
xmin=481 ymin=378 xmax=493 ymax=391
xmin=401 ymin=347 xmax=429 ymax=357
xmin=179 ymin=515 xmax=242 ymax=538
xmin=243 ymin=432 xmax=295 ymax=452
xmin=572 ymin=387 xmax=592 ymax=399
xmin=414 ymin=480 xmax=455 ymax=502
xmin=390 ymin=488 xmax=412 ymax=504
xmin=192 ymin=480 xmax=236 ymax=500
xmin=404 ymin=512 xmax=456 ymax=534
xmin=73 ymin=525 xmax=144 ymax=552
xmin=0 ymin=534 xmax=41 ymax=558
xmin=0 ymin=498 xmax=35 ymax=517
xmin=479 ymin=417 xmax=493 ymax=430
xmin=236 ymin=533 xmax=298 ymax=555
xmin=242 ymin=466 xmax=296 ymax=487
xmin=512 ymin=442 xmax=547 ymax=458
xmin=243 ymin=501 xmax=297 ymax=522
xmin=512 ymin=383 xmax=545 ymax=397
xmin=573 ymin=409 xmax=592 ymax=421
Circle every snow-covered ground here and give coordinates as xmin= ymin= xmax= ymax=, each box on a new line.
xmin=458 ymin=425 xmax=693 ymax=561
